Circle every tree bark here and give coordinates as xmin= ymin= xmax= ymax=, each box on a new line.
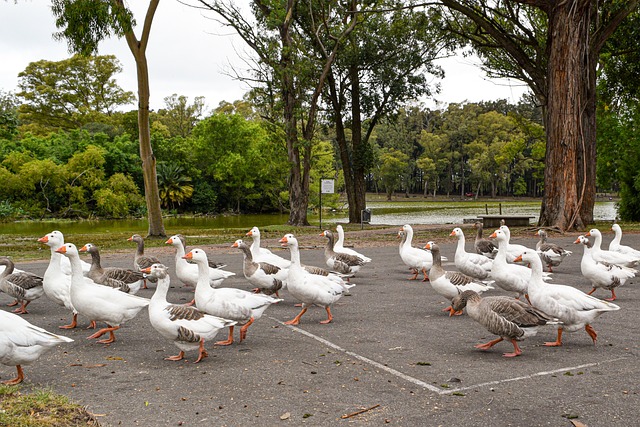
xmin=538 ymin=1 xmax=594 ymax=230
xmin=120 ymin=0 xmax=165 ymax=237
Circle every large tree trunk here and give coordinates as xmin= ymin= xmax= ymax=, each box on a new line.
xmin=538 ymin=1 xmax=594 ymax=231
xmin=349 ymin=65 xmax=367 ymax=223
xmin=121 ymin=0 xmax=165 ymax=237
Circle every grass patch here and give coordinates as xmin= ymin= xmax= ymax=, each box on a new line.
xmin=0 ymin=385 xmax=99 ymax=427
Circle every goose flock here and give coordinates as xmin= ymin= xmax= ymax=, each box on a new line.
xmin=0 ymin=223 xmax=637 ymax=386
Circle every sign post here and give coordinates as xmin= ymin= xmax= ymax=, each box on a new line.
xmin=319 ymin=179 xmax=335 ymax=230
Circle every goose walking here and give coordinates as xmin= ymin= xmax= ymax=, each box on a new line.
xmin=609 ymin=224 xmax=640 ymax=259
xmin=56 ymin=243 xmax=150 ymax=344
xmin=499 ymin=224 xmax=535 ymax=264
xmin=246 ymin=227 xmax=291 ymax=269
xmin=185 ymin=248 xmax=281 ymax=345
xmin=0 ymin=258 xmax=44 ymax=314
xmin=0 ymin=310 xmax=73 ymax=385
xmin=586 ymin=228 xmax=640 ymax=267
xmin=80 ymin=243 xmax=145 ymax=294
xmin=334 ymin=225 xmax=372 ymax=262
xmin=574 ymin=235 xmax=636 ymax=301
xmin=450 ymin=228 xmax=493 ymax=280
xmin=279 ymin=234 xmax=354 ymax=325
xmin=515 ymin=250 xmax=620 ymax=346
xmin=398 ymin=225 xmax=433 ymax=281
xmin=321 ymin=230 xmax=369 ymax=275
xmin=535 ymin=230 xmax=572 ymax=272
xmin=143 ymin=263 xmax=236 ymax=363
xmin=424 ymin=242 xmax=493 ymax=316
xmin=451 ymin=290 xmax=557 ymax=357
xmin=232 ymin=239 xmax=287 ymax=296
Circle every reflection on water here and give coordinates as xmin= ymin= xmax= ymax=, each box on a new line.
xmin=0 ymin=201 xmax=618 ymax=235
xmin=337 ymin=201 xmax=618 ymax=226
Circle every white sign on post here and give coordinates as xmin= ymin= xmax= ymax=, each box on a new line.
xmin=321 ymin=179 xmax=335 ymax=194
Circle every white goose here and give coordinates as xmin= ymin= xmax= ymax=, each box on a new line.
xmin=488 ymin=229 xmax=549 ymax=300
xmin=399 ymin=224 xmax=433 ymax=281
xmin=586 ymin=228 xmax=640 ymax=268
xmin=321 ymin=230 xmax=369 ymax=275
xmin=185 ymin=248 xmax=281 ymax=345
xmin=232 ymin=239 xmax=287 ymax=296
xmin=451 ymin=290 xmax=557 ymax=358
xmin=246 ymin=227 xmax=291 ymax=269
xmin=165 ymin=235 xmax=235 ymax=288
xmin=56 ymin=243 xmax=150 ymax=344
xmin=0 ymin=257 xmax=44 ymax=314
xmin=609 ymin=224 xmax=640 ymax=259
xmin=0 ymin=310 xmax=73 ymax=385
xmin=143 ymin=263 xmax=236 ymax=363
xmin=574 ymin=235 xmax=636 ymax=301
xmin=334 ymin=225 xmax=372 ymax=262
xmin=36 ymin=230 xmax=90 ymax=276
xmin=535 ymin=229 xmax=572 ymax=272
xmin=279 ymin=234 xmax=355 ymax=325
xmin=450 ymin=227 xmax=493 ymax=280
xmin=80 ymin=243 xmax=145 ymax=294
xmin=499 ymin=225 xmax=534 ymax=263
xmin=516 ymin=250 xmax=620 ymax=346
xmin=424 ymin=242 xmax=493 ymax=316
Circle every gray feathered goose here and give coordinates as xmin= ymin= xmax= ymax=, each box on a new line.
xmin=0 ymin=257 xmax=44 ymax=314
xmin=80 ymin=243 xmax=145 ymax=294
xmin=474 ymin=222 xmax=498 ymax=259
xmin=127 ymin=234 xmax=161 ymax=288
xmin=321 ymin=230 xmax=368 ymax=275
xmin=535 ymin=230 xmax=571 ymax=272
xmin=452 ymin=289 xmax=557 ymax=357
xmin=232 ymin=239 xmax=286 ymax=296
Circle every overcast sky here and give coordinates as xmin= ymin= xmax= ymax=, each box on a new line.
xmin=0 ymin=1 xmax=529 ymax=114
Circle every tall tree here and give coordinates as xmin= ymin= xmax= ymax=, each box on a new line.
xmin=51 ymin=0 xmax=166 ymax=236
xmin=436 ymin=0 xmax=639 ymax=230
xmin=17 ymin=55 xmax=134 ymax=130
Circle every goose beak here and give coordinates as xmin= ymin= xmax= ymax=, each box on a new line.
xmin=585 ymin=231 xmax=591 ymax=237
xmin=79 ymin=245 xmax=88 ymax=252
xmin=278 ymin=236 xmax=288 ymax=246
xmin=513 ymin=254 xmax=523 ymax=263
xmin=573 ymin=238 xmax=581 ymax=244
xmin=141 ymin=267 xmax=152 ymax=274
xmin=164 ymin=238 xmax=172 ymax=244
xmin=38 ymin=235 xmax=49 ymax=243
xmin=231 ymin=242 xmax=239 ymax=248
xmin=424 ymin=243 xmax=431 ymax=250
xmin=489 ymin=232 xmax=497 ymax=238
xmin=449 ymin=231 xmax=456 ymax=236
xmin=182 ymin=252 xmax=193 ymax=260
xmin=246 ymin=230 xmax=253 ymax=236
xmin=55 ymin=246 xmax=67 ymax=254
xmin=127 ymin=236 xmax=134 ymax=241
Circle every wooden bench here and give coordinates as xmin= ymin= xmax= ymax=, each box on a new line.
xmin=477 ymin=215 xmax=535 ymax=228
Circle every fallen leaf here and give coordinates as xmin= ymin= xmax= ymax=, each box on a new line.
xmin=84 ymin=364 xmax=107 ymax=368
xmin=280 ymin=412 xmax=291 ymax=420
xmin=570 ymin=420 xmax=588 ymax=427
xmin=106 ymin=356 xmax=124 ymax=361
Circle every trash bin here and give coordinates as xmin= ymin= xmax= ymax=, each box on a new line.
xmin=361 ymin=208 xmax=371 ymax=224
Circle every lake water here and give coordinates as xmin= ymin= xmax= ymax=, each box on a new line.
xmin=0 ymin=200 xmax=618 ymax=236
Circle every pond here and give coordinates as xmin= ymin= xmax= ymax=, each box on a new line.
xmin=0 ymin=200 xmax=619 ymax=236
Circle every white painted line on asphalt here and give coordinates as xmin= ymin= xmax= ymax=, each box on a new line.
xmin=270 ymin=315 xmax=630 ymax=396
xmin=439 ymin=357 xmax=629 ymax=395
xmin=269 ymin=316 xmax=443 ymax=393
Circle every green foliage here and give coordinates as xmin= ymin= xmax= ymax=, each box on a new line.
xmin=156 ymin=94 xmax=205 ymax=138
xmin=376 ymin=148 xmax=410 ymax=200
xmin=157 ymin=162 xmax=194 ymax=209
xmin=94 ymin=173 xmax=144 ymax=218
xmin=17 ymin=55 xmax=134 ymax=131
xmin=0 ymin=90 xmax=19 ymax=139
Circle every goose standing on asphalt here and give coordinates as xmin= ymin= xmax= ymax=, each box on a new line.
xmin=574 ymin=235 xmax=636 ymax=301
xmin=499 ymin=224 xmax=534 ymax=263
xmin=473 ymin=222 xmax=498 ymax=259
xmin=56 ymin=243 xmax=150 ymax=344
xmin=586 ymin=228 xmax=640 ymax=268
xmin=398 ymin=224 xmax=433 ymax=281
xmin=424 ymin=242 xmax=494 ymax=316
xmin=333 ymin=225 xmax=372 ymax=262
xmin=609 ymin=223 xmax=640 ymax=259
xmin=451 ymin=290 xmax=557 ymax=357
xmin=321 ymin=230 xmax=369 ymax=275
xmin=450 ymin=227 xmax=493 ymax=280
xmin=80 ymin=243 xmax=145 ymax=294
xmin=0 ymin=310 xmax=73 ymax=385
xmin=185 ymin=248 xmax=281 ymax=345
xmin=232 ymin=239 xmax=286 ymax=296
xmin=535 ymin=229 xmax=572 ymax=272
xmin=279 ymin=234 xmax=354 ymax=325
xmin=515 ymin=250 xmax=620 ymax=346
xmin=246 ymin=226 xmax=291 ymax=269
xmin=0 ymin=257 xmax=44 ymax=314
xmin=143 ymin=263 xmax=236 ymax=363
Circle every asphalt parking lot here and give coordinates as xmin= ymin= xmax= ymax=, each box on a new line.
xmin=3 ymin=226 xmax=639 ymax=426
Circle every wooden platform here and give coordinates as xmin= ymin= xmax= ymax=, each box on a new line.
xmin=477 ymin=215 xmax=535 ymax=227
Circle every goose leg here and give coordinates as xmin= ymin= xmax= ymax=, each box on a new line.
xmin=319 ymin=307 xmax=333 ymax=324
xmin=7 ymin=299 xmax=19 ymax=307
xmin=585 ymin=324 xmax=598 ymax=344
xmin=86 ymin=320 xmax=97 ymax=329
xmin=285 ymin=307 xmax=308 ymax=325
xmin=2 ymin=365 xmax=25 ymax=385
xmin=60 ymin=313 xmax=77 ymax=329
xmin=544 ymin=328 xmax=563 ymax=346
xmin=87 ymin=325 xmax=119 ymax=343
xmin=194 ymin=338 xmax=208 ymax=363
xmin=444 ymin=306 xmax=464 ymax=316
xmin=165 ymin=351 xmax=186 ymax=362
xmin=215 ymin=326 xmax=234 ymax=346
xmin=239 ymin=317 xmax=255 ymax=341
xmin=587 ymin=288 xmax=596 ymax=296
xmin=13 ymin=300 xmax=30 ymax=314
xmin=421 ymin=268 xmax=429 ymax=282
xmin=409 ymin=269 xmax=419 ymax=280
xmin=605 ymin=289 xmax=617 ymax=301
xmin=503 ymin=339 xmax=523 ymax=357
xmin=475 ymin=337 xmax=503 ymax=351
